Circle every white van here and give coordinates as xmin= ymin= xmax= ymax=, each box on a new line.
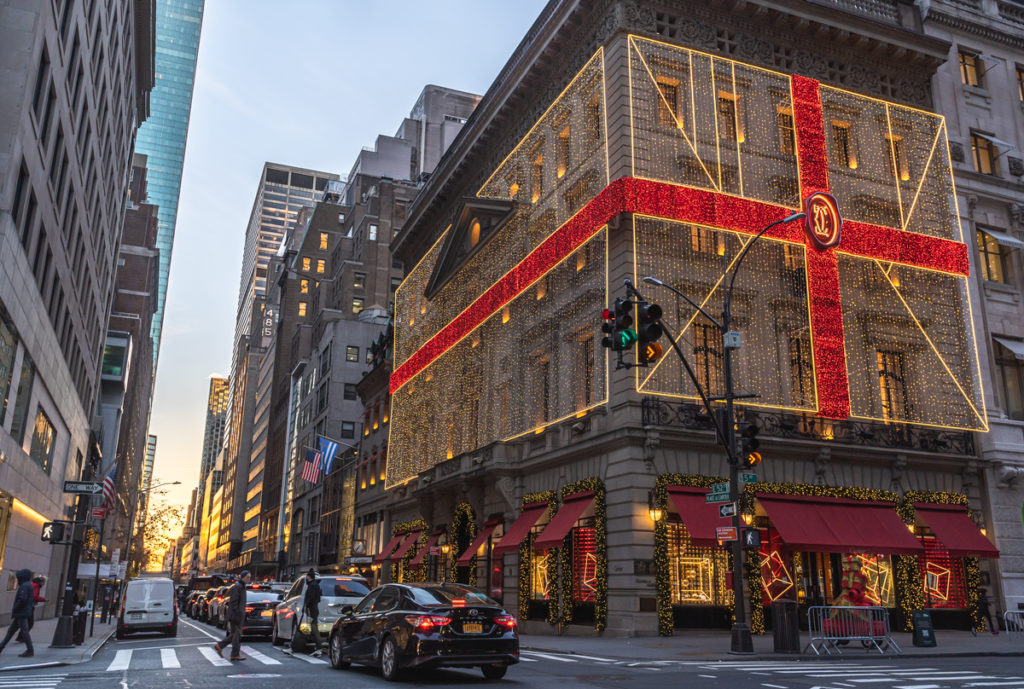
xmin=117 ymin=577 xmax=177 ymax=638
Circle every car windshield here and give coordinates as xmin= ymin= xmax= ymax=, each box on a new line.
xmin=319 ymin=578 xmax=370 ymax=598
xmin=406 ymin=586 xmax=499 ymax=608
xmin=246 ymin=590 xmax=279 ymax=603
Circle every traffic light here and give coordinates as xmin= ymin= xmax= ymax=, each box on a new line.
xmin=41 ymin=521 xmax=65 ymax=543
xmin=600 ymin=307 xmax=615 ymax=349
xmin=601 ymin=298 xmax=636 ymax=351
xmin=635 ymin=301 xmax=664 ymax=364
xmin=740 ymin=422 xmax=761 ymax=467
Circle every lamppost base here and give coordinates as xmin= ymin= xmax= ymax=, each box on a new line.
xmin=50 ymin=615 xmax=75 ymax=648
xmin=730 ymin=623 xmax=754 ymax=654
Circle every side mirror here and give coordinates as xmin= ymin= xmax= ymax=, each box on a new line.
xmin=341 ymin=604 xmax=354 ymax=616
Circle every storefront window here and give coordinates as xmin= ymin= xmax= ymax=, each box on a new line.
xmin=840 ymin=553 xmax=894 ymax=607
xmin=919 ymin=536 xmax=967 ymax=608
xmin=759 ymin=530 xmax=796 ymax=604
xmin=571 ymin=523 xmax=597 ymax=602
xmin=667 ymin=521 xmax=732 ymax=606
xmin=530 ymin=549 xmax=552 ymax=601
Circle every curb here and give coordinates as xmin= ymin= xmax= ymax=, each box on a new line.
xmin=520 ymin=645 xmax=1024 ymax=663
xmin=0 ymin=628 xmax=114 ymax=673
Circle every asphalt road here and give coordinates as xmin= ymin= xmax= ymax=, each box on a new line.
xmin=3 ymin=616 xmax=1024 ymax=689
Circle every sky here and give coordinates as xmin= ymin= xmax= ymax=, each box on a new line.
xmin=148 ymin=1 xmax=548 ymax=517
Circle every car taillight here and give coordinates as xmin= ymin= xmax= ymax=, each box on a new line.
xmin=494 ymin=614 xmax=517 ymax=630
xmin=451 ymin=599 xmax=465 ymax=608
xmin=405 ymin=615 xmax=451 ymax=632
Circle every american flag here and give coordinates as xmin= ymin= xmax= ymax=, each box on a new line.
xmin=300 ymin=449 xmax=321 ymax=484
xmin=318 ymin=437 xmax=339 ymax=474
xmin=102 ymin=463 xmax=117 ymax=507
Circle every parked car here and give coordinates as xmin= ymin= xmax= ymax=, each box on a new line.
xmin=117 ymin=577 xmax=178 ymax=639
xmin=207 ymin=586 xmax=230 ymax=628
xmin=327 ymin=582 xmax=518 ymax=681
xmin=185 ymin=591 xmax=202 ymax=618
xmin=271 ymin=575 xmax=369 ymax=651
xmin=198 ymin=587 xmax=219 ymax=622
xmin=216 ymin=585 xmax=281 ymax=637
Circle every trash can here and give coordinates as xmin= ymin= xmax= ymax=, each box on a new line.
xmin=73 ymin=610 xmax=87 ymax=645
xmin=912 ymin=610 xmax=936 ymax=647
xmin=772 ymin=599 xmax=801 ymax=653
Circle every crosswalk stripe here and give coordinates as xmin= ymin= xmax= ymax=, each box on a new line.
xmin=518 ymin=656 xmax=537 ymax=662
xmin=160 ymin=648 xmax=180 ymax=669
xmin=290 ymin=652 xmax=328 ymax=665
xmin=107 ymin=649 xmax=132 ymax=671
xmin=521 ymin=651 xmax=576 ymax=663
xmin=894 ymin=685 xmax=941 ymax=689
xmin=198 ymin=646 xmax=231 ymax=667
xmin=241 ymin=646 xmax=281 ymax=665
xmin=965 ymin=683 xmax=1024 ymax=687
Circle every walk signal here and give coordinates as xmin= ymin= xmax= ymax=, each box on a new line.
xmin=635 ymin=301 xmax=663 ymax=364
xmin=740 ymin=423 xmax=761 ymax=466
xmin=41 ymin=522 xmax=65 ymax=543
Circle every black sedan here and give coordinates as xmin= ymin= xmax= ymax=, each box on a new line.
xmin=233 ymin=586 xmax=281 ymax=636
xmin=327 ymin=583 xmax=518 ymax=681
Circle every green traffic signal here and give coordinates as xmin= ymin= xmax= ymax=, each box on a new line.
xmin=618 ymin=328 xmax=637 ymax=348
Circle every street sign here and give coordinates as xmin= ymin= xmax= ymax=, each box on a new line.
xmin=719 ymin=502 xmax=737 ymax=519
xmin=91 ymin=507 xmax=107 ymax=520
xmin=716 ymin=526 xmax=738 ymax=541
xmin=740 ymin=472 xmax=758 ymax=484
xmin=705 ymin=492 xmax=732 ymax=504
xmin=110 ymin=548 xmax=120 ymax=568
xmin=711 ymin=481 xmax=730 ymax=494
xmin=63 ymin=481 xmax=102 ymax=494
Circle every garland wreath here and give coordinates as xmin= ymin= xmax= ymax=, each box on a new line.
xmin=518 ymin=491 xmax=556 ymax=623
xmin=559 ymin=477 xmax=607 ymax=632
xmin=391 ymin=518 xmax=428 ymax=583
xmin=448 ymin=502 xmax=478 ymax=587
xmin=653 ymin=473 xmax=727 ymax=636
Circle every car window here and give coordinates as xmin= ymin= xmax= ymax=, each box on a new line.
xmin=371 ymin=587 xmax=399 ymax=613
xmin=318 ymin=578 xmax=370 ymax=598
xmin=406 ymin=585 xmax=499 ymax=608
xmin=287 ymin=579 xmax=304 ymax=600
xmin=354 ymin=590 xmax=379 ymax=614
xmin=246 ymin=590 xmax=278 ymax=603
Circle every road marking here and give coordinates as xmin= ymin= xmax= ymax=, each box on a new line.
xmin=699 ymin=675 xmax=717 ymax=679
xmin=521 ymin=651 xmax=577 ymax=663
xmin=198 ymin=646 xmax=231 ymax=667
xmin=557 ymin=653 xmax=620 ymax=663
xmin=289 ymin=652 xmax=328 ymax=665
xmin=894 ymin=685 xmax=941 ymax=689
xmin=849 ymin=680 xmax=907 ymax=684
xmin=241 ymin=646 xmax=281 ymax=665
xmin=517 ymin=656 xmax=537 ymax=662
xmin=107 ymin=650 xmax=132 ymax=672
xmin=160 ymin=648 xmax=180 ymax=669
xmin=964 ymin=683 xmax=1024 ymax=687
xmin=181 ymin=618 xmax=221 ymax=641
xmin=762 ymin=684 xmax=788 ymax=688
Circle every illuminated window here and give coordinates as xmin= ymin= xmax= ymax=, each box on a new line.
xmin=316 ymin=259 xmax=325 ymax=274
xmin=302 ymin=256 xmax=311 ymax=271
xmin=300 ymin=279 xmax=309 ymax=294
xmin=369 ymin=224 xmax=378 ymax=241
xmin=666 ymin=521 xmax=732 ymax=606
xmin=352 ymin=298 xmax=364 ymax=315
xmin=958 ymin=50 xmax=983 ymax=88
xmin=690 ymin=225 xmax=718 ymax=255
xmin=28 ymin=406 xmax=56 ymax=474
xmin=319 ymin=232 xmax=328 ymax=250
xmin=556 ymin=126 xmax=570 ymax=178
xmin=298 ymin=301 xmax=307 ymax=317
xmin=832 ymin=122 xmax=855 ymax=169
xmin=718 ymin=93 xmax=739 ymax=141
xmin=885 ymin=134 xmax=909 ymax=180
xmin=529 ymin=528 xmax=552 ymax=601
xmin=841 ymin=553 xmax=894 ymax=607
xmin=351 ymin=272 xmax=365 ymax=290
xmin=976 ymin=230 xmax=1007 ymax=283
xmin=530 ymin=148 xmax=543 ymax=203
xmin=876 ymin=349 xmax=908 ymax=421
xmin=777 ymin=108 xmax=795 ymax=155
xmin=693 ymin=322 xmax=723 ymax=396
xmin=571 ymin=520 xmax=597 ymax=602
xmin=918 ymin=536 xmax=967 ymax=608
xmin=789 ymin=335 xmax=814 ymax=407
xmin=994 ymin=340 xmax=1024 ymax=421
xmin=379 ymin=450 xmax=387 ymax=481
xmin=971 ymin=132 xmax=997 ymax=176
xmin=345 ymin=346 xmax=358 ymax=362
xmin=656 ymin=78 xmax=679 ymax=126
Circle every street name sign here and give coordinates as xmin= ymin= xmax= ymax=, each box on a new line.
xmin=740 ymin=473 xmax=758 ymax=484
xmin=63 ymin=481 xmax=102 ymax=494
xmin=719 ymin=502 xmax=737 ymax=519
xmin=711 ymin=481 xmax=730 ymax=494
xmin=705 ymin=492 xmax=731 ymax=504
xmin=716 ymin=526 xmax=738 ymax=541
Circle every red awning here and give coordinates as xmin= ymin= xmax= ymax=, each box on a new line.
xmin=457 ymin=518 xmax=503 ymax=566
xmin=914 ymin=503 xmax=999 ymax=558
xmin=373 ymin=533 xmax=405 ymax=564
xmin=667 ymin=486 xmax=727 ymax=547
xmin=388 ymin=530 xmax=422 ymax=562
xmin=492 ymin=502 xmax=549 ymax=556
xmin=409 ymin=529 xmax=444 ymax=566
xmin=534 ymin=491 xmax=596 ymax=552
xmin=757 ymin=493 xmax=923 ymax=555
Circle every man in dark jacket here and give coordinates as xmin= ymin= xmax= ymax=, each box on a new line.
xmin=301 ymin=569 xmax=322 ymax=655
xmin=214 ymin=570 xmax=250 ymax=661
xmin=0 ymin=569 xmax=35 ymax=656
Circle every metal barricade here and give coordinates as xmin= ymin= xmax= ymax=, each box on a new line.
xmin=1004 ymin=611 xmax=1024 ymax=639
xmin=805 ymin=605 xmax=901 ymax=655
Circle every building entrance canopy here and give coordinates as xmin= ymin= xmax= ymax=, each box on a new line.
xmin=913 ymin=503 xmax=999 ymax=558
xmin=667 ymin=486 xmax=728 ymax=547
xmin=492 ymin=502 xmax=548 ymax=556
xmin=533 ymin=491 xmax=595 ymax=552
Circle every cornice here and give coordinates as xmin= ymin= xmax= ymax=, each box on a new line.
xmin=926 ymin=8 xmax=1024 ymax=48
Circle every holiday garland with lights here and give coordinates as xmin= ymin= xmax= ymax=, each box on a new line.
xmin=391 ymin=518 xmax=428 ymax=583
xmin=560 ymin=477 xmax=607 ymax=632
xmin=519 ymin=491 xmax=556 ymax=622
xmin=448 ymin=502 xmax=478 ymax=587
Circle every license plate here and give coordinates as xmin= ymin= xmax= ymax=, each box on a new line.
xmin=463 ymin=623 xmax=483 ymax=634
xmin=261 ymin=610 xmax=273 ymax=618
xmin=129 ymin=613 xmax=143 ymax=621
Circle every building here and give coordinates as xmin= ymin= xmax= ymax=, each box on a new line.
xmin=221 ymin=164 xmax=339 ymax=570
xmin=382 ymin=0 xmax=1006 ymax=637
xmin=0 ymin=0 xmax=154 ymax=622
xmin=133 ymin=0 xmax=204 ymax=363
xmin=188 ymin=375 xmax=228 ymax=538
xmin=919 ymin=0 xmax=1024 ymax=611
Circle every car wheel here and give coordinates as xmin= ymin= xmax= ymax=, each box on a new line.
xmin=329 ymin=633 xmax=350 ymax=670
xmin=271 ymin=616 xmax=283 ymax=646
xmin=379 ymin=636 xmax=400 ymax=682
xmin=291 ymin=622 xmax=308 ymax=653
xmin=481 ymin=664 xmax=508 ymax=680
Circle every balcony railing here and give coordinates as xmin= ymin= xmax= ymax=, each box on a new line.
xmin=641 ymin=397 xmax=975 ymax=456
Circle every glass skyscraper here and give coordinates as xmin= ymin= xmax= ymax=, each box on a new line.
xmin=134 ymin=0 xmax=205 ymax=362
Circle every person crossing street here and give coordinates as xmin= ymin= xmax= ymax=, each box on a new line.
xmin=301 ymin=569 xmax=322 ymax=656
xmin=0 ymin=569 xmax=36 ymax=657
xmin=213 ymin=571 xmax=250 ymax=661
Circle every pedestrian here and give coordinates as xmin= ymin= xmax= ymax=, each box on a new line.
xmin=16 ymin=576 xmax=46 ymax=643
xmin=974 ymin=588 xmax=998 ymax=635
xmin=301 ymin=568 xmax=322 ymax=656
xmin=0 ymin=569 xmax=36 ymax=657
xmin=214 ymin=570 xmax=249 ymax=661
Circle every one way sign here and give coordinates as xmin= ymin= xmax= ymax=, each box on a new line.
xmin=63 ymin=481 xmax=102 ymax=494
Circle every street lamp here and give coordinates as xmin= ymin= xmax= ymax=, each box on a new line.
xmin=640 ymin=211 xmax=805 ymax=654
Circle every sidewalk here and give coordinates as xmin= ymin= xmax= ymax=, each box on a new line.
xmin=0 ymin=615 xmax=115 ymax=672
xmin=519 ymin=628 xmax=1024 ymax=661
